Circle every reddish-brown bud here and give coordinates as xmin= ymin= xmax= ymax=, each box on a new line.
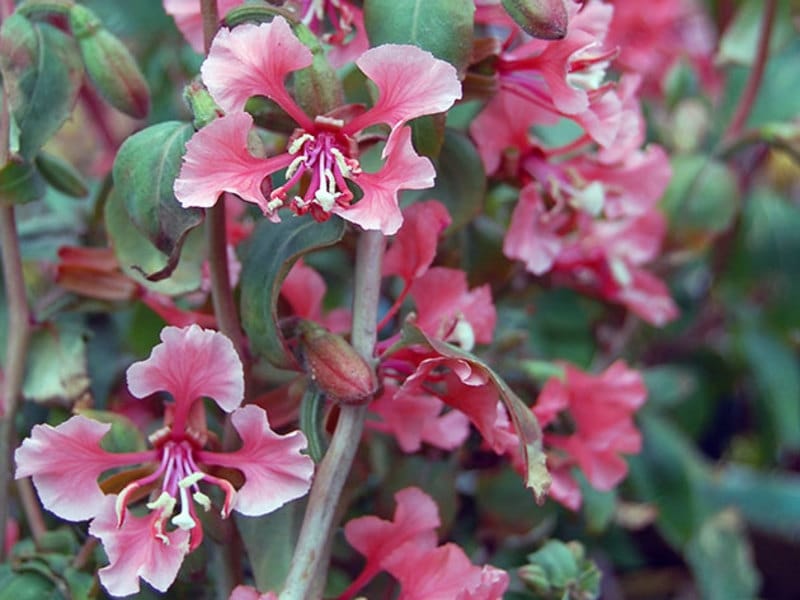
xmin=298 ymin=320 xmax=378 ymax=406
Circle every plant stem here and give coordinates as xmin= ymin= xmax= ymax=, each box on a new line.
xmin=0 ymin=54 xmax=33 ymax=560
xmin=16 ymin=477 xmax=46 ymax=544
xmin=723 ymin=0 xmax=777 ymax=142
xmin=280 ymin=229 xmax=384 ymax=600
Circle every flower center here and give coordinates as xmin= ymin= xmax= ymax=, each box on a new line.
xmin=269 ymin=125 xmax=361 ymax=221
xmin=115 ymin=438 xmax=235 ymax=543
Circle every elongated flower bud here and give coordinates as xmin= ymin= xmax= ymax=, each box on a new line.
xmin=299 ymin=320 xmax=378 ymax=406
xmin=68 ymin=5 xmax=150 ymax=119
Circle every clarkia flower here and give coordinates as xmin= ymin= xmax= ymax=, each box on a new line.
xmin=15 ymin=325 xmax=314 ymax=596
xmin=174 ymin=16 xmax=462 ymax=234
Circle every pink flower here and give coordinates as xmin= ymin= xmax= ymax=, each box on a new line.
xmin=293 ymin=0 xmax=369 ymax=68
xmin=163 ymin=0 xmax=242 ymax=53
xmin=175 ymin=17 xmax=462 ymax=234
xmin=229 ymin=586 xmax=278 ymax=600
xmin=385 ymin=542 xmax=509 ymax=600
xmin=409 ymin=267 xmax=497 ymax=351
xmin=533 ymin=361 xmax=647 ymax=506
xmin=15 ymin=325 xmax=314 ymax=596
xmin=342 ymin=487 xmax=508 ymax=600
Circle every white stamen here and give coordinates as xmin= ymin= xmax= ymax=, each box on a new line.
xmin=285 ymin=155 xmax=307 ymax=179
xmin=146 ymin=491 xmax=176 ymax=514
xmin=610 ymin=257 xmax=632 ymax=287
xmin=179 ymin=472 xmax=205 ymax=489
xmin=450 ymin=318 xmax=476 ymax=352
xmin=193 ymin=491 xmax=212 ymax=512
xmin=288 ymin=133 xmax=314 ymax=155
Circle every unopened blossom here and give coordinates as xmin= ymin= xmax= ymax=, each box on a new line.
xmin=174 ymin=16 xmax=462 ymax=234
xmin=15 ymin=325 xmax=314 ymax=596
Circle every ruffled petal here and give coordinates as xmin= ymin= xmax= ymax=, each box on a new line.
xmin=127 ymin=325 xmax=244 ymax=414
xmin=174 ymin=112 xmax=293 ymax=213
xmin=383 ymin=200 xmax=451 ymax=282
xmin=503 ymin=184 xmax=563 ymax=276
xmin=334 ymin=127 xmax=435 ymax=235
xmin=90 ymin=497 xmax=191 ymax=596
xmin=202 ymin=19 xmax=314 ymax=128
xmin=344 ymin=487 xmax=440 ymax=584
xmin=198 ymin=405 xmax=313 ymax=516
xmin=344 ymin=45 xmax=461 ymax=137
xmin=15 ymin=416 xmax=153 ymax=521
xmin=383 ymin=541 xmax=509 ymax=600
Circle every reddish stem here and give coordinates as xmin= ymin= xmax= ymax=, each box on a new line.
xmin=723 ymin=0 xmax=777 ymax=142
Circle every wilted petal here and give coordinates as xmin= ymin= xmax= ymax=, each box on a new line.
xmin=174 ymin=112 xmax=292 ymax=213
xmin=198 ymin=405 xmax=313 ymax=516
xmin=202 ymin=19 xmax=314 ymax=128
xmin=383 ymin=200 xmax=451 ymax=282
xmin=334 ymin=126 xmax=435 ymax=234
xmin=345 ymin=44 xmax=461 ymax=138
xmin=127 ymin=325 xmax=244 ymax=414
xmin=15 ymin=416 xmax=153 ymax=521
xmin=90 ymin=497 xmax=191 ymax=596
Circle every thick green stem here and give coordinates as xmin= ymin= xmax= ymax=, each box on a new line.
xmin=280 ymin=230 xmax=384 ymax=600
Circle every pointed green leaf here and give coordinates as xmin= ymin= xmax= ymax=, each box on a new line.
xmin=105 ymin=188 xmax=205 ymax=294
xmin=364 ymin=0 xmax=475 ymax=77
xmin=0 ymin=159 xmax=45 ymax=205
xmin=0 ymin=14 xmax=83 ymax=159
xmin=112 ymin=121 xmax=204 ymax=281
xmin=395 ymin=322 xmax=551 ymax=501
xmin=23 ymin=320 xmax=90 ymax=406
xmin=239 ymin=216 xmax=346 ymax=369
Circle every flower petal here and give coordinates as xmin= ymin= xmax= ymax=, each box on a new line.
xmin=345 ymin=45 xmax=461 ymax=137
xmin=334 ymin=127 xmax=435 ymax=234
xmin=383 ymin=541 xmax=509 ymax=600
xmin=198 ymin=405 xmax=314 ymax=516
xmin=174 ymin=112 xmax=293 ymax=213
xmin=163 ymin=0 xmax=242 ymax=53
xmin=202 ymin=19 xmax=314 ymax=128
xmin=127 ymin=325 xmax=244 ymax=414
xmin=90 ymin=497 xmax=191 ymax=596
xmin=383 ymin=200 xmax=451 ymax=282
xmin=15 ymin=416 xmax=152 ymax=521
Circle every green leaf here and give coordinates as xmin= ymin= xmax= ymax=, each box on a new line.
xmin=0 ymin=14 xmax=83 ymax=159
xmin=739 ymin=328 xmax=800 ymax=452
xmin=406 ymin=129 xmax=485 ymax=231
xmin=105 ymin=188 xmax=205 ymax=295
xmin=660 ymin=154 xmax=740 ymax=245
xmin=23 ymin=320 xmax=90 ymax=406
xmin=626 ymin=415 xmax=712 ymax=548
xmin=395 ymin=322 xmax=551 ymax=501
xmin=685 ymin=510 xmax=761 ymax=600
xmin=236 ymin=501 xmax=304 ymax=592
xmin=112 ymin=121 xmax=204 ymax=281
xmin=239 ymin=216 xmax=346 ymax=369
xmin=0 ymin=159 xmax=45 ymax=205
xmin=0 ymin=565 xmax=58 ymax=600
xmin=75 ymin=409 xmax=147 ymax=453
xmin=717 ymin=0 xmax=793 ymax=67
xmin=363 ymin=0 xmax=475 ymax=77
xmin=706 ymin=466 xmax=800 ymax=539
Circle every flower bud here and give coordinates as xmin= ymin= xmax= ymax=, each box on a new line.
xmin=298 ymin=320 xmax=378 ymax=406
xmin=34 ymin=152 xmax=89 ymax=198
xmin=68 ymin=5 xmax=150 ymax=119
xmin=501 ymin=0 xmax=568 ymax=40
xmin=183 ymin=79 xmax=222 ymax=130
